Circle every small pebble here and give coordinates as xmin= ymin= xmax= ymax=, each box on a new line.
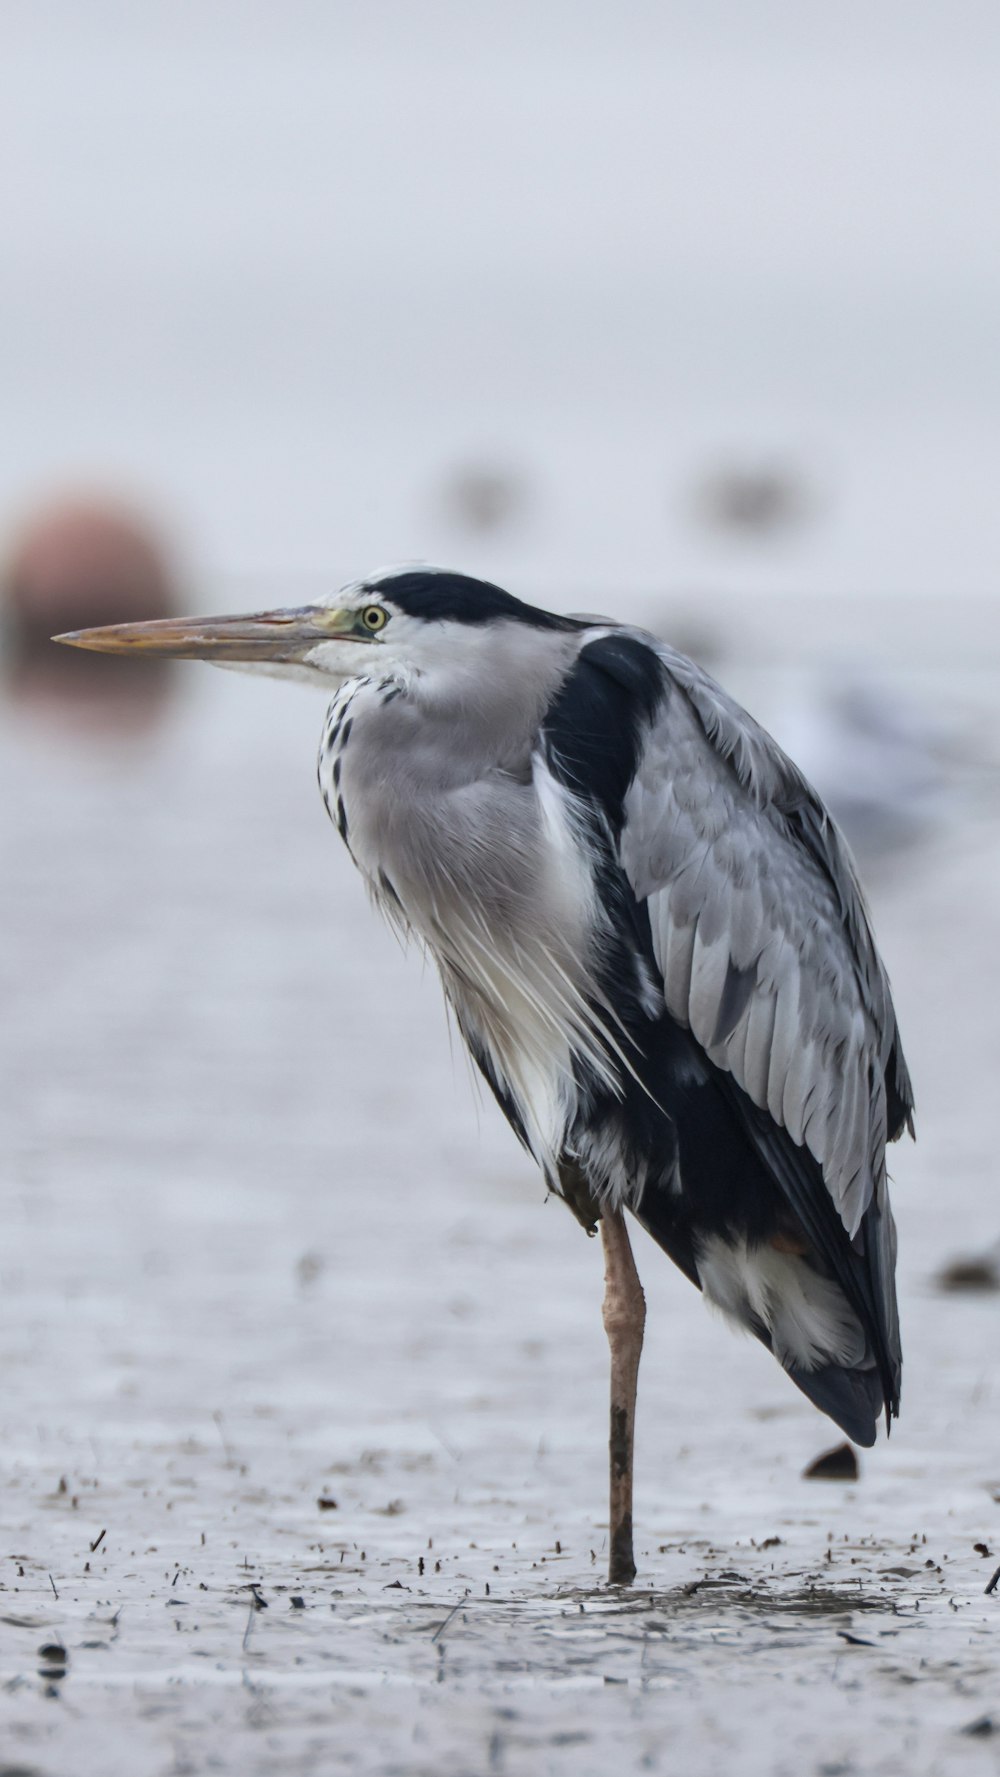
xmin=803 ymin=1444 xmax=859 ymax=1482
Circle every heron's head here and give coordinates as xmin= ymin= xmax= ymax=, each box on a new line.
xmin=53 ymin=568 xmax=582 ymax=690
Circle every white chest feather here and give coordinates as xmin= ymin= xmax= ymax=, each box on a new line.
xmin=317 ymin=682 xmax=624 ymax=1180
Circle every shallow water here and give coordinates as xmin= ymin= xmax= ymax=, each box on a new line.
xmin=2 ymin=605 xmax=1000 ymax=1775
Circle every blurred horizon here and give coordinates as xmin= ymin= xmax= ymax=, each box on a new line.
xmin=3 ymin=2 xmax=999 ymax=603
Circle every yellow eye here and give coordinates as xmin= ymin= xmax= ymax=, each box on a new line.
xmin=360 ymin=605 xmax=387 ymax=633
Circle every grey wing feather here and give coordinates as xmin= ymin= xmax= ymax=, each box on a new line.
xmin=619 ymin=639 xmax=913 ymax=1243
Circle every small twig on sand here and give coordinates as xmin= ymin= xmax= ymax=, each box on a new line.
xmin=213 ymin=1411 xmax=233 ymax=1463
xmin=985 ymin=1565 xmax=1000 ymax=1596
xmin=431 ymin=1596 xmax=469 ymax=1644
xmin=241 ymin=1581 xmax=268 ymax=1649
xmin=48 ymin=1574 xmax=58 ymax=1600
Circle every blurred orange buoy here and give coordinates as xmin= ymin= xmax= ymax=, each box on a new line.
xmin=1 ymin=493 xmax=180 ymax=734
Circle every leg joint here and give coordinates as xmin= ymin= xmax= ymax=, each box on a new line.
xmin=601 ymin=1288 xmax=647 ymax=1340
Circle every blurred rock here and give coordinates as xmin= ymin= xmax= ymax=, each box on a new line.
xmin=690 ymin=461 xmax=816 ymax=538
xmin=439 ymin=463 xmax=532 ymax=535
xmin=296 ymin=1251 xmax=325 ymax=1288
xmin=935 ymin=1251 xmax=1000 ymax=1294
xmin=1 ymin=493 xmax=178 ymax=732
xmin=803 ymin=1443 xmax=859 ymax=1481
xmin=960 ymin=1717 xmax=996 ymax=1738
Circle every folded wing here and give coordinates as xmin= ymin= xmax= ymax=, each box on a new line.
xmin=616 ymin=637 xmax=913 ymax=1412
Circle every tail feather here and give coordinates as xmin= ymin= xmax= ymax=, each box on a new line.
xmin=631 ymin=1201 xmax=891 ymax=1446
xmin=785 ymin=1359 xmax=883 ymax=1449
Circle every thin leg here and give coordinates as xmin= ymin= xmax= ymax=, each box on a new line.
xmin=600 ymin=1208 xmax=646 ymax=1585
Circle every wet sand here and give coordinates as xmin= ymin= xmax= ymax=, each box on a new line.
xmin=2 ymin=603 xmax=999 ymax=1774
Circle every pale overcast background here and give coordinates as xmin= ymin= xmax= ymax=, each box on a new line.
xmin=3 ymin=14 xmax=1000 ymax=1774
xmin=2 ymin=1 xmax=999 ymax=602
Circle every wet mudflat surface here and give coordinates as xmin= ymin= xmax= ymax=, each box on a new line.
xmin=2 ymin=602 xmax=1000 ymax=1774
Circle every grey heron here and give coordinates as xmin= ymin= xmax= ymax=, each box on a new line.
xmin=56 ymin=568 xmax=912 ymax=1586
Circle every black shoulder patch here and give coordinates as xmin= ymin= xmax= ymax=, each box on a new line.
xmin=368 ymin=570 xmax=581 ymax=632
xmin=542 ymin=634 xmax=666 ymax=835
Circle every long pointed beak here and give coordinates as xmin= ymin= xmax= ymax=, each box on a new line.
xmin=52 ymin=606 xmax=344 ymax=662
